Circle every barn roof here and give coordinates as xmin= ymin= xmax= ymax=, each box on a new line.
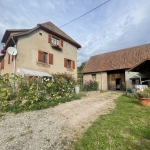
xmin=83 ymin=43 xmax=150 ymax=73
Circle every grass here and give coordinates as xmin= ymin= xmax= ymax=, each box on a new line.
xmin=75 ymin=95 xmax=150 ymax=150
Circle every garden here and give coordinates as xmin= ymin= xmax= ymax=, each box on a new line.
xmin=0 ymin=73 xmax=81 ymax=113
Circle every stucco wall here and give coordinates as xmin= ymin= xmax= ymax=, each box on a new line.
xmin=83 ymin=72 xmax=108 ymax=90
xmin=1 ymin=29 xmax=78 ymax=79
xmin=125 ymin=70 xmax=150 ymax=88
xmin=1 ymin=52 xmax=14 ymax=75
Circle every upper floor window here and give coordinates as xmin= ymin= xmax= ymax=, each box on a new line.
xmin=48 ymin=34 xmax=63 ymax=48
xmin=52 ymin=37 xmax=60 ymax=45
xmin=38 ymin=50 xmax=53 ymax=65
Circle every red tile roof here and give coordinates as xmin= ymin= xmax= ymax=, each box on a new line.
xmin=39 ymin=22 xmax=81 ymax=48
xmin=1 ymin=22 xmax=81 ymax=49
xmin=83 ymin=43 xmax=150 ymax=73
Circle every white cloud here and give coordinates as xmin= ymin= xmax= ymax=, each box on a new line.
xmin=0 ymin=0 xmax=150 ymax=66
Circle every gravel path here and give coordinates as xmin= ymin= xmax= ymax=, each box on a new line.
xmin=0 ymin=91 xmax=122 ymax=150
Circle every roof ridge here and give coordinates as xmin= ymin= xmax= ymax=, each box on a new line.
xmin=92 ymin=43 xmax=150 ymax=57
xmin=83 ymin=43 xmax=150 ymax=73
xmin=39 ymin=21 xmax=81 ymax=48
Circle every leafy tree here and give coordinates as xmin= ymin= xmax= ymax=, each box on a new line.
xmin=77 ymin=61 xmax=86 ymax=79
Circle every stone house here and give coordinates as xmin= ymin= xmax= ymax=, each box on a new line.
xmin=82 ymin=43 xmax=150 ymax=91
xmin=0 ymin=21 xmax=81 ymax=78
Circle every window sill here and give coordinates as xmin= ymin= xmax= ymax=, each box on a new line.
xmin=36 ymin=61 xmax=50 ymax=67
xmin=66 ymin=68 xmax=74 ymax=71
xmin=51 ymin=44 xmax=63 ymax=50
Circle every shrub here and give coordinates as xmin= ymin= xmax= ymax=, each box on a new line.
xmin=83 ymin=80 xmax=98 ymax=91
xmin=0 ymin=73 xmax=80 ymax=113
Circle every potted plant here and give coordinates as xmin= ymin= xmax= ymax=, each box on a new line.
xmin=134 ymin=87 xmax=150 ymax=106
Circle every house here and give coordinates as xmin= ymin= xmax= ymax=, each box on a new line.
xmin=82 ymin=43 xmax=150 ymax=91
xmin=0 ymin=21 xmax=81 ymax=78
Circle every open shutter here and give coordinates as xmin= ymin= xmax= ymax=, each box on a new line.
xmin=48 ymin=34 xmax=52 ymax=43
xmin=49 ymin=53 xmax=53 ymax=64
xmin=64 ymin=58 xmax=67 ymax=67
xmin=12 ymin=55 xmax=14 ymax=61
xmin=61 ymin=39 xmax=63 ymax=47
xmin=1 ymin=59 xmax=5 ymax=70
xmin=72 ymin=60 xmax=75 ymax=69
xmin=38 ymin=50 xmax=43 ymax=62
xmin=8 ymin=54 xmax=10 ymax=64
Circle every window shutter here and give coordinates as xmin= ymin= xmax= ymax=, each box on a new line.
xmin=64 ymin=58 xmax=67 ymax=67
xmin=49 ymin=53 xmax=53 ymax=64
xmin=38 ymin=50 xmax=43 ymax=62
xmin=1 ymin=59 xmax=5 ymax=70
xmin=8 ymin=54 xmax=10 ymax=64
xmin=73 ymin=60 xmax=75 ymax=69
xmin=61 ymin=39 xmax=63 ymax=47
xmin=12 ymin=55 xmax=14 ymax=61
xmin=48 ymin=34 xmax=52 ymax=43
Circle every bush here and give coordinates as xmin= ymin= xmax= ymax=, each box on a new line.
xmin=0 ymin=73 xmax=80 ymax=113
xmin=83 ymin=80 xmax=98 ymax=91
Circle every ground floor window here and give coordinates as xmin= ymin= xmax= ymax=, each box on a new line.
xmin=92 ymin=74 xmax=96 ymax=80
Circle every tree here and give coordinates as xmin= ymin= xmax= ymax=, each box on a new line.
xmin=77 ymin=61 xmax=87 ymax=79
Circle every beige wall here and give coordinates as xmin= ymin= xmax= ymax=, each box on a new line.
xmin=1 ymin=29 xmax=78 ymax=79
xmin=83 ymin=72 xmax=108 ymax=90
xmin=125 ymin=70 xmax=150 ymax=88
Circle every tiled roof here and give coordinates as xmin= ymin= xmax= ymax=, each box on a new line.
xmin=2 ymin=22 xmax=81 ymax=49
xmin=83 ymin=43 xmax=150 ymax=73
xmin=39 ymin=22 xmax=81 ymax=48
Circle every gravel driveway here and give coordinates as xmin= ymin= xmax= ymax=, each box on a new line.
xmin=0 ymin=91 xmax=122 ymax=150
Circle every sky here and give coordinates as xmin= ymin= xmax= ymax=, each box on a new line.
xmin=0 ymin=0 xmax=150 ymax=66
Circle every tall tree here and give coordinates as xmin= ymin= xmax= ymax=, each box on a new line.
xmin=78 ymin=61 xmax=86 ymax=79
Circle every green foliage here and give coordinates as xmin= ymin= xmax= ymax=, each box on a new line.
xmin=83 ymin=79 xmax=98 ymax=91
xmin=0 ymin=73 xmax=80 ymax=113
xmin=77 ymin=61 xmax=86 ymax=78
xmin=75 ymin=96 xmax=150 ymax=150
xmin=134 ymin=87 xmax=150 ymax=98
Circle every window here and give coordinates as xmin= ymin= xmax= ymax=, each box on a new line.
xmin=52 ymin=37 xmax=60 ymax=45
xmin=43 ymin=52 xmax=47 ymax=63
xmin=48 ymin=34 xmax=63 ymax=47
xmin=38 ymin=50 xmax=53 ymax=65
xmin=92 ymin=74 xmax=96 ymax=80
xmin=64 ymin=58 xmax=75 ymax=69
xmin=132 ymin=79 xmax=140 ymax=85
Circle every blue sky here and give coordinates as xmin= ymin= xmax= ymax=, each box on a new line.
xmin=0 ymin=0 xmax=150 ymax=66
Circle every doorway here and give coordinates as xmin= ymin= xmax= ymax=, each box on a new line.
xmin=116 ymin=78 xmax=121 ymax=90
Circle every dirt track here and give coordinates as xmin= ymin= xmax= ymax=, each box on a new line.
xmin=0 ymin=91 xmax=122 ymax=150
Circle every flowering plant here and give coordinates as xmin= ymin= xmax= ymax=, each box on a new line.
xmin=51 ymin=44 xmax=62 ymax=50
xmin=0 ymin=49 xmax=6 ymax=54
xmin=134 ymin=87 xmax=150 ymax=98
xmin=83 ymin=79 xmax=98 ymax=91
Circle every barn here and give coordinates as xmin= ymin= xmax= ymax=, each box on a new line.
xmin=82 ymin=43 xmax=150 ymax=91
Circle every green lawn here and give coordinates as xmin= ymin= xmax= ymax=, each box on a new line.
xmin=75 ymin=95 xmax=150 ymax=150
